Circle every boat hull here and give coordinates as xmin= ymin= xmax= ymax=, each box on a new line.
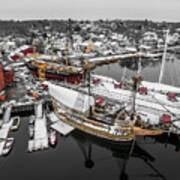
xmin=55 ymin=111 xmax=135 ymax=142
xmin=133 ymin=126 xmax=163 ymax=136
xmin=26 ymin=62 xmax=84 ymax=77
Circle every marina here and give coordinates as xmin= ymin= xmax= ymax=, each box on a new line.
xmin=0 ymin=16 xmax=180 ymax=179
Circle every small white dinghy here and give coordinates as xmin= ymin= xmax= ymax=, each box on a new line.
xmin=11 ymin=116 xmax=20 ymax=131
xmin=2 ymin=137 xmax=14 ymax=156
xmin=29 ymin=115 xmax=35 ymax=125
xmin=48 ymin=129 xmax=57 ymax=147
xmin=29 ymin=125 xmax=34 ymax=139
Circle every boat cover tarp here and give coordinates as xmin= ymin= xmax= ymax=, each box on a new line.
xmin=45 ymin=82 xmax=95 ymax=113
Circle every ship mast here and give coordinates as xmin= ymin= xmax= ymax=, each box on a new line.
xmin=65 ymin=19 xmax=73 ymax=66
xmin=50 ymin=23 xmax=55 ymax=63
xmin=88 ymin=70 xmax=93 ymax=117
xmin=132 ymin=73 xmax=143 ymax=113
xmin=158 ymin=29 xmax=169 ymax=84
xmin=137 ymin=50 xmax=142 ymax=75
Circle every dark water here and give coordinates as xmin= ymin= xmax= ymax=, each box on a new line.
xmin=94 ymin=54 xmax=180 ymax=87
xmin=1 ymin=55 xmax=180 ymax=180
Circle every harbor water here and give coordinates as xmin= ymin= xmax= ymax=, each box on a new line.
xmin=1 ymin=55 xmax=180 ymax=180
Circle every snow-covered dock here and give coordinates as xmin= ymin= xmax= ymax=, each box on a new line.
xmin=88 ymin=52 xmax=162 ymax=65
xmin=88 ymin=53 xmax=137 ymax=65
xmin=48 ymin=112 xmax=74 ymax=136
xmin=28 ymin=102 xmax=48 ymax=152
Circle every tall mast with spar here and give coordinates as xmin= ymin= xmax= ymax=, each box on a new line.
xmin=158 ymin=29 xmax=169 ymax=84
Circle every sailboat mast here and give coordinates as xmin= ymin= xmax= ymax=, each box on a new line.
xmin=88 ymin=71 xmax=92 ymax=117
xmin=51 ymin=32 xmax=54 ymax=63
xmin=65 ymin=31 xmax=69 ymax=66
xmin=158 ymin=29 xmax=169 ymax=84
xmin=137 ymin=53 xmax=142 ymax=75
xmin=65 ymin=19 xmax=73 ymax=66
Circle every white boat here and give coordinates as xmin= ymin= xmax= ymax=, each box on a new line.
xmin=2 ymin=137 xmax=14 ymax=156
xmin=11 ymin=116 xmax=20 ymax=131
xmin=48 ymin=129 xmax=57 ymax=147
xmin=29 ymin=115 xmax=35 ymax=124
xmin=29 ymin=125 xmax=34 ymax=139
xmin=28 ymin=140 xmax=34 ymax=153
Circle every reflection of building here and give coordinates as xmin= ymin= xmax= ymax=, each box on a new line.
xmin=71 ymin=131 xmax=167 ymax=180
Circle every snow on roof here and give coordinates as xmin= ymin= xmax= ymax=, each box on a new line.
xmin=46 ymin=82 xmax=95 ymax=113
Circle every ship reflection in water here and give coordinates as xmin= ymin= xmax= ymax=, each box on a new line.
xmin=71 ymin=130 xmax=180 ymax=180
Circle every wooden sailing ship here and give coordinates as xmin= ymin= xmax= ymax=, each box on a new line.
xmin=26 ymin=59 xmax=87 ymax=84
xmin=45 ymin=73 xmax=162 ymax=142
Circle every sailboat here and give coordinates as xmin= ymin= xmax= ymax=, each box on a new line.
xmin=26 ymin=59 xmax=86 ymax=83
xmin=44 ymin=69 xmax=162 ymax=143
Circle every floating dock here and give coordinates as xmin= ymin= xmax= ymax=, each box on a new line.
xmin=48 ymin=112 xmax=74 ymax=136
xmin=28 ymin=102 xmax=48 ymax=152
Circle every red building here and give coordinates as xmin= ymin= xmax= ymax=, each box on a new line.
xmin=0 ymin=64 xmax=14 ymax=101
xmin=0 ymin=63 xmax=6 ymax=101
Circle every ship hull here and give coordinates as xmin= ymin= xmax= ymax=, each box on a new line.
xmin=27 ymin=62 xmax=83 ymax=76
xmin=54 ymin=109 xmax=135 ymax=142
xmin=26 ymin=62 xmax=84 ymax=83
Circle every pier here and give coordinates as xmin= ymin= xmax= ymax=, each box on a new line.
xmin=88 ymin=53 xmax=138 ymax=65
xmin=28 ymin=102 xmax=48 ymax=152
xmin=48 ymin=112 xmax=74 ymax=136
